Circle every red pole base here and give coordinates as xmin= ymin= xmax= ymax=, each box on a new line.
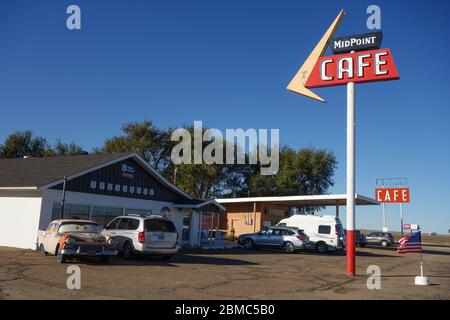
xmin=346 ymin=230 xmax=356 ymax=276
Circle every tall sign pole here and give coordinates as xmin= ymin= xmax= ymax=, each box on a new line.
xmin=400 ymin=202 xmax=404 ymax=235
xmin=287 ymin=10 xmax=399 ymax=276
xmin=382 ymin=184 xmax=387 ymax=232
xmin=346 ymin=51 xmax=356 ymax=275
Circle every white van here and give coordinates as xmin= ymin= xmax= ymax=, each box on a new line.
xmin=276 ymin=214 xmax=345 ymax=253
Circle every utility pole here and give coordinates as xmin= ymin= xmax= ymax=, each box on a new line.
xmin=60 ymin=176 xmax=67 ymax=219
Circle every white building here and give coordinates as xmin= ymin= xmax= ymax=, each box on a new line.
xmin=0 ymin=152 xmax=224 ymax=249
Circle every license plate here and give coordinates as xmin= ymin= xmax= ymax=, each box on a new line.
xmin=157 ymin=235 xmax=165 ymax=240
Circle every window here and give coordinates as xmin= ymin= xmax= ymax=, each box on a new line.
xmin=117 ymin=218 xmax=129 ymax=230
xmin=182 ymin=213 xmax=191 ymax=241
xmin=336 ymin=224 xmax=344 ymax=236
xmin=318 ymin=225 xmax=331 ymax=234
xmin=51 ymin=202 xmax=89 ymax=221
xmin=298 ymin=230 xmax=307 ymax=237
xmin=144 ymin=219 xmax=176 ymax=233
xmin=91 ymin=206 xmax=123 ymax=226
xmin=271 ymin=229 xmax=282 ymax=236
xmin=107 ymin=218 xmax=120 ymax=230
xmin=127 ymin=219 xmax=140 ymax=230
xmin=281 ymin=230 xmax=293 ymax=236
xmin=124 ymin=208 xmax=152 ymax=216
xmin=58 ymin=222 xmax=101 ymax=233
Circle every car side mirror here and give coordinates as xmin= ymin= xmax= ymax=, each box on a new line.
xmin=103 ymin=225 xmax=109 ymax=230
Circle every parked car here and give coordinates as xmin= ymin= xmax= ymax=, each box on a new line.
xmin=355 ymin=230 xmax=367 ymax=247
xmin=37 ymin=219 xmax=117 ymax=263
xmin=276 ymin=214 xmax=345 ymax=253
xmin=104 ymin=214 xmax=180 ymax=260
xmin=365 ymin=231 xmax=395 ymax=247
xmin=344 ymin=229 xmax=367 ymax=247
xmin=238 ymin=227 xmax=309 ymax=253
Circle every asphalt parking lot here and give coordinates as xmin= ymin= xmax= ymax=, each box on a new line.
xmin=0 ymin=244 xmax=448 ymax=300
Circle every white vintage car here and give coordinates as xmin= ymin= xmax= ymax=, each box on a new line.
xmin=37 ymin=219 xmax=117 ymax=263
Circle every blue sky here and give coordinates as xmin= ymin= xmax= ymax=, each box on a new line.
xmin=0 ymin=0 xmax=449 ymax=233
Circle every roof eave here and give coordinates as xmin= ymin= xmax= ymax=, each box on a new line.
xmin=37 ymin=152 xmax=193 ymax=201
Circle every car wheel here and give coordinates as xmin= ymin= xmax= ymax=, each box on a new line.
xmin=99 ymin=256 xmax=110 ymax=263
xmin=381 ymin=240 xmax=388 ymax=247
xmin=243 ymin=238 xmax=255 ymax=250
xmin=316 ymin=242 xmax=328 ymax=254
xmin=283 ymin=241 xmax=295 ymax=254
xmin=39 ymin=244 xmax=47 ymax=256
xmin=123 ymin=242 xmax=134 ymax=260
xmin=56 ymin=246 xmax=67 ymax=264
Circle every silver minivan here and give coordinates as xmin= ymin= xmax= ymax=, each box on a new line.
xmin=105 ymin=214 xmax=180 ymax=260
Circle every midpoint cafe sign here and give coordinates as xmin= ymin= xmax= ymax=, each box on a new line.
xmin=330 ymin=31 xmax=383 ymax=54
xmin=306 ymin=48 xmax=398 ymax=88
xmin=286 ymin=9 xmax=400 ymax=277
xmin=375 ymin=188 xmax=410 ymax=203
xmin=287 ymin=10 xmax=399 ymax=102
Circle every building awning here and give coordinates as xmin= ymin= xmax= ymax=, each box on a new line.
xmin=174 ymin=199 xmax=226 ymax=212
xmin=215 ymin=194 xmax=378 ymax=207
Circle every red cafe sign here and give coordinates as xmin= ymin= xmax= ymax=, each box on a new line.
xmin=305 ymin=48 xmax=399 ymax=88
xmin=375 ymin=188 xmax=410 ymax=203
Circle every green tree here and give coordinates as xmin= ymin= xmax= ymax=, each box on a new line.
xmin=163 ymin=126 xmax=252 ymax=199
xmin=43 ymin=139 xmax=86 ymax=157
xmin=103 ymin=121 xmax=172 ymax=172
xmin=54 ymin=139 xmax=86 ymax=156
xmin=245 ymin=146 xmax=337 ymax=212
xmin=0 ymin=131 xmax=47 ymax=158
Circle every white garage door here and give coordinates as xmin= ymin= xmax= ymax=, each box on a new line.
xmin=0 ymin=195 xmax=42 ymax=249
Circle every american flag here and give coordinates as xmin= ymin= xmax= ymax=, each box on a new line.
xmin=397 ymin=231 xmax=422 ymax=254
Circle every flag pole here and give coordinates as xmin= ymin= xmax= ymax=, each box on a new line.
xmin=420 ymin=251 xmax=424 ymax=277
xmin=415 ymin=231 xmax=429 ymax=285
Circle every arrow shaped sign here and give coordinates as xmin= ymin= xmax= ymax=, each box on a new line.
xmin=287 ymin=10 xmax=345 ymax=103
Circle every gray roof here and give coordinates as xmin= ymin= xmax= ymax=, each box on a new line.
xmin=0 ymin=152 xmax=134 ymax=188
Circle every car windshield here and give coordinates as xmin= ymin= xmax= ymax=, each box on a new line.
xmin=58 ymin=222 xmax=102 ymax=233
